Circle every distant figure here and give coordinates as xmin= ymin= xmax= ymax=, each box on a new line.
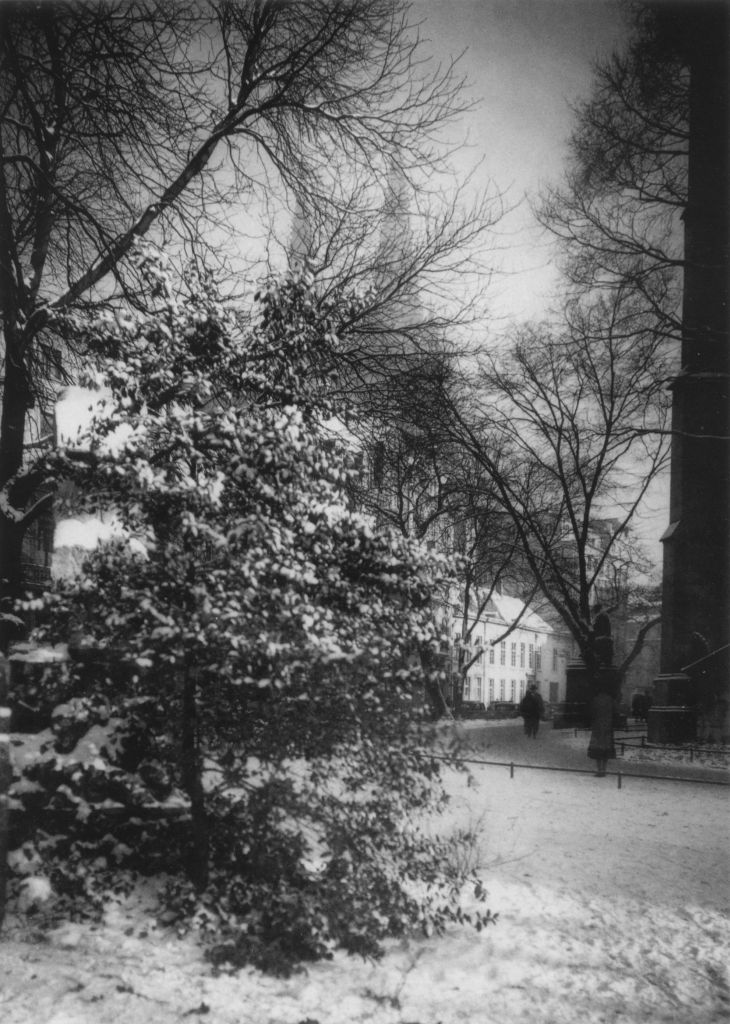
xmin=587 ymin=687 xmax=619 ymax=777
xmin=593 ymin=604 xmax=614 ymax=667
xmin=519 ymin=683 xmax=545 ymax=738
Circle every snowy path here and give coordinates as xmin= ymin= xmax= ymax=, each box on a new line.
xmin=444 ymin=719 xmax=730 ymax=784
xmin=1 ymin=758 xmax=728 ymax=1024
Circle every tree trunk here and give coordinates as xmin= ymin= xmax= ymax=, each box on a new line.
xmin=180 ymin=667 xmax=209 ymax=890
xmin=420 ymin=646 xmax=452 ymax=720
xmin=0 ymin=316 xmax=34 ymax=652
xmin=0 ymin=518 xmax=25 ymax=654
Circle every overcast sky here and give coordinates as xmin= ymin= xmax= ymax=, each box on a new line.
xmin=416 ymin=0 xmax=628 ymax=320
xmin=414 ymin=0 xmax=668 ymax=561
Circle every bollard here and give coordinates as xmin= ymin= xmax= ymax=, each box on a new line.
xmin=621 ymin=742 xmax=625 ymax=755
xmin=617 ymin=771 xmax=622 ymax=790
xmin=510 ymin=762 xmax=514 ymax=778
xmin=690 ymin=747 xmax=694 ymax=762
xmin=641 ymin=735 xmax=645 ymax=748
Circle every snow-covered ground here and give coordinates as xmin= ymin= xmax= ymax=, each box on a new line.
xmin=1 ymin=730 xmax=729 ymax=1024
xmin=561 ymin=729 xmax=730 ymax=772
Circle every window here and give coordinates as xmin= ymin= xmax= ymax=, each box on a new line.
xmin=549 ymin=681 xmax=559 ymax=702
xmin=552 ymin=647 xmax=558 ymax=671
xmin=500 ymin=642 xmax=506 ymax=666
xmin=519 ymin=681 xmax=526 ymax=698
xmin=489 ymin=679 xmax=495 ymax=702
xmin=463 ymin=677 xmax=471 ymax=700
xmin=474 ymin=677 xmax=483 ymax=701
xmin=510 ymin=642 xmax=517 ymax=667
xmin=510 ymin=680 xmax=516 ymax=700
xmin=528 ymin=643 xmax=534 ymax=668
xmin=499 ymin=679 xmax=505 ymax=700
xmin=489 ymin=646 xmax=495 ymax=665
xmin=520 ymin=643 xmax=525 ymax=668
xmin=536 ymin=647 xmax=541 ymax=670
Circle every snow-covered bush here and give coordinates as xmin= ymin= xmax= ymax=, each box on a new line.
xmin=8 ymin=649 xmax=73 ymax=732
xmin=8 ymin=687 xmax=187 ymax=923
xmin=14 ymin=251 xmax=490 ymax=969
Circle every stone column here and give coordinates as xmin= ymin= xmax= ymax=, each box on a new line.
xmin=653 ymin=5 xmax=729 ymax=743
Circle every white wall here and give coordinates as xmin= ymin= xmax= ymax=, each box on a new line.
xmin=454 ymin=615 xmax=569 ymax=705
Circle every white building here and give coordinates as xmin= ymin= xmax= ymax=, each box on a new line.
xmin=451 ymin=592 xmax=569 ymax=707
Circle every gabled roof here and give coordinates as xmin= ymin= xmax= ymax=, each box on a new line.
xmin=489 ymin=593 xmax=553 ymax=634
xmin=452 ymin=585 xmax=554 ymax=635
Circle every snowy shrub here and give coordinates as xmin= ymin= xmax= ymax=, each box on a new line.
xmin=159 ymin=773 xmax=494 ymax=976
xmin=8 ymin=686 xmax=188 ymax=921
xmin=16 ymin=874 xmax=53 ymax=913
xmin=9 ymin=655 xmax=73 ymax=732
xmin=17 ymin=252 xmax=490 ymax=967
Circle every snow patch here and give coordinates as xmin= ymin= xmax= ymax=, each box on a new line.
xmin=1 ymin=740 xmax=728 ymax=1024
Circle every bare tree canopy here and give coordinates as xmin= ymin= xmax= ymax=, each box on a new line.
xmin=537 ymin=2 xmax=689 ymax=340
xmin=0 ymin=0 xmax=500 ymax=636
xmin=436 ymin=287 xmax=672 ymax=671
xmin=1 ymin=0 xmax=471 ymax=320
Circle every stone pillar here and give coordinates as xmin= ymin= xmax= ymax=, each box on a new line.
xmin=556 ymin=661 xmax=591 ymax=728
xmin=647 ymin=706 xmax=697 ymax=745
xmin=648 ymin=673 xmax=696 ymax=744
xmin=654 ymin=6 xmax=729 ymax=733
xmin=657 ymin=5 xmax=730 ymax=686
xmin=653 ymin=672 xmax=693 ymax=708
xmin=554 ymin=662 xmax=624 ymax=731
xmin=565 ymin=661 xmax=589 ymax=703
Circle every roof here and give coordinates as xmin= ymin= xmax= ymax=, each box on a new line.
xmin=450 ymin=585 xmax=554 ymax=635
xmin=489 ymin=593 xmax=553 ymax=634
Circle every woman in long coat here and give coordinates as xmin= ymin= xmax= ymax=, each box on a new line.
xmin=587 ymin=688 xmax=618 ymax=777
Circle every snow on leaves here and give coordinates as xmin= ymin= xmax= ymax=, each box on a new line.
xmin=43 ymin=254 xmax=448 ymax=691
xmin=15 ymin=253 xmax=480 ymax=969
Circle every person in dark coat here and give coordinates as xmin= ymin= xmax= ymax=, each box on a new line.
xmin=519 ymin=683 xmax=545 ymax=738
xmin=587 ymin=686 xmax=619 ymax=776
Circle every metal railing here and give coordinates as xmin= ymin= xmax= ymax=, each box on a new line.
xmin=571 ymin=725 xmax=729 ymax=763
xmin=616 ymin=737 xmax=729 ymax=761
xmin=429 ymin=751 xmax=730 ymax=789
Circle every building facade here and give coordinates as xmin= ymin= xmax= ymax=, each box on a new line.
xmin=449 ymin=592 xmax=569 ymax=708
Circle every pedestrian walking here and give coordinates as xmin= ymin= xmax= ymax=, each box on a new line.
xmin=587 ymin=686 xmax=619 ymax=776
xmin=519 ymin=683 xmax=545 ymax=738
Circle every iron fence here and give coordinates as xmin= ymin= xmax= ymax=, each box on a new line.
xmin=429 ymin=751 xmax=730 ymax=789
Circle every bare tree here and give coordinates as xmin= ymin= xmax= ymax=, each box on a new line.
xmin=447 ymin=464 xmax=541 ymax=712
xmin=289 ymin=163 xmax=502 ymax=431
xmin=351 ymin=390 xmax=541 ymax=715
xmin=438 ymin=286 xmax=672 ymax=680
xmin=537 ymin=3 xmax=688 ymax=340
xmin=537 ymin=1 xmax=729 ymax=688
xmin=0 ymin=0 xmax=500 ymax=642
